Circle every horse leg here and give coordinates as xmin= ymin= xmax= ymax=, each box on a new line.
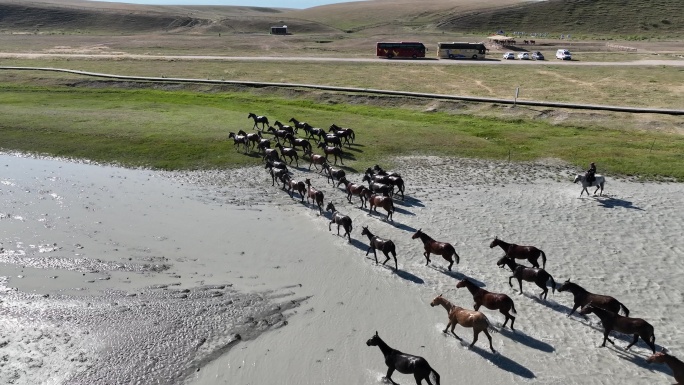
xmin=382 ymin=251 xmax=390 ymax=266
xmin=424 ymin=251 xmax=431 ymax=266
xmin=385 ymin=367 xmax=399 ymax=385
xmin=625 ymin=334 xmax=640 ymax=351
xmin=446 ymin=254 xmax=454 ymax=271
xmin=391 ymin=250 xmax=398 ymax=271
xmin=449 ymin=322 xmax=460 ymax=340
xmin=536 ymin=280 xmax=548 ymax=300
xmin=470 ymin=329 xmax=479 ymax=349
xmin=484 ymin=329 xmax=495 ymax=353
xmin=601 ymin=328 xmax=615 ymax=347
xmin=502 ymin=310 xmax=515 ymax=330
xmin=529 ymin=257 xmax=540 ymax=268
xmin=568 ymin=303 xmax=580 ymax=317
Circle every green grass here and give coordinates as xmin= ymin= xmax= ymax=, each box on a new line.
xmin=1 ymin=83 xmax=683 ymax=180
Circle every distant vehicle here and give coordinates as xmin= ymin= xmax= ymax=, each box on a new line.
xmin=556 ymin=49 xmax=572 ymax=60
xmin=376 ymin=42 xmax=426 ymax=59
xmin=502 ymin=52 xmax=515 ymax=60
xmin=531 ymin=51 xmax=545 ymax=60
xmin=437 ymin=42 xmax=487 ymax=60
xmin=517 ymin=52 xmax=530 ymax=60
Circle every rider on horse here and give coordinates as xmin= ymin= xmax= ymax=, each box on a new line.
xmin=586 ymin=162 xmax=596 ymax=184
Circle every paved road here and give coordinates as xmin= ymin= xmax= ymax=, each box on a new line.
xmin=1 ymin=52 xmax=684 ymax=66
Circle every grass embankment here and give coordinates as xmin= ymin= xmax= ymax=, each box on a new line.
xmin=1 ymin=83 xmax=682 ymax=180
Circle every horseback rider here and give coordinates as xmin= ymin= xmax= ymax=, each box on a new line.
xmin=585 ymin=162 xmax=597 ymax=184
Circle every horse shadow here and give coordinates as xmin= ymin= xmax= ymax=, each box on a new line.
xmin=593 ymin=195 xmax=643 ymax=210
xmin=349 ymin=238 xmax=370 ymax=253
xmin=388 ymin=222 xmax=417 ymax=232
xmin=613 ymin=347 xmax=672 ymax=376
xmin=394 ymin=196 xmax=425 ymax=208
xmin=497 ymin=328 xmax=555 ymax=353
xmin=430 ymin=266 xmax=484 ymax=285
xmin=526 ymin=295 xmax=575 ymax=316
xmin=469 ymin=345 xmax=535 ymax=379
xmin=391 ymin=205 xmax=415 ymax=216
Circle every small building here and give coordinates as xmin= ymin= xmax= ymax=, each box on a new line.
xmin=270 ymin=25 xmax=288 ymax=35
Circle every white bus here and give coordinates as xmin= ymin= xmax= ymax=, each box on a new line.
xmin=437 ymin=42 xmax=487 ymax=60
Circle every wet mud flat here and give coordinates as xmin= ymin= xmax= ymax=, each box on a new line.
xmin=0 ymin=276 xmax=303 ymax=385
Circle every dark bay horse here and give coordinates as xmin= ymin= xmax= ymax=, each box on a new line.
xmin=412 ymin=229 xmax=459 ymax=271
xmin=248 ymin=112 xmax=269 ymax=130
xmin=266 ymin=126 xmax=290 ymax=144
xmin=368 ymin=193 xmax=394 ymax=222
xmin=365 ymin=169 xmax=405 ymax=200
xmin=275 ymin=143 xmax=299 ymax=166
xmin=361 ymin=226 xmax=397 ymax=270
xmin=321 ymin=163 xmax=346 ymax=185
xmin=362 ymin=174 xmax=394 ymax=197
xmin=366 ymin=331 xmax=440 ymax=385
xmin=337 ymin=176 xmax=368 ymax=208
xmin=326 ymin=202 xmax=352 ymax=241
xmin=580 ymin=304 xmax=656 ymax=354
xmin=284 ymin=134 xmax=312 ymax=153
xmin=456 ymin=278 xmax=517 ymax=329
xmin=496 ymin=256 xmax=556 ymax=300
xmin=237 ymin=129 xmax=260 ymax=150
xmin=317 ymin=142 xmax=344 ymax=165
xmin=647 ymin=350 xmax=684 ymax=384
xmin=430 ymin=295 xmax=495 ymax=353
xmin=304 ymin=178 xmax=324 ymax=215
xmin=330 ymin=123 xmax=356 ymax=145
xmin=281 ymin=174 xmax=306 ymax=202
xmin=301 ymin=123 xmax=325 ymax=142
xmin=490 ymin=237 xmax=547 ymax=269
xmin=273 ymin=120 xmax=295 ymax=135
xmin=558 ymin=279 xmax=630 ymax=318
xmin=288 ymin=117 xmax=308 ymax=133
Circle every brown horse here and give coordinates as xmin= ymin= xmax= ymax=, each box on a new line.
xmin=456 ymin=278 xmax=517 ymax=330
xmin=326 ymin=202 xmax=352 ymax=241
xmin=329 ymin=123 xmax=356 ymax=145
xmin=284 ymin=133 xmax=312 ymax=153
xmin=496 ymin=256 xmax=556 ymax=300
xmin=361 ymin=226 xmax=397 ymax=270
xmin=412 ymin=229 xmax=459 ymax=271
xmin=580 ymin=304 xmax=656 ymax=354
xmin=304 ymin=150 xmax=327 ymax=171
xmin=317 ymin=142 xmax=344 ymax=165
xmin=647 ymin=350 xmax=684 ymax=384
xmin=366 ymin=332 xmax=440 ymax=385
xmin=430 ymin=295 xmax=495 ymax=353
xmin=368 ymin=193 xmax=394 ymax=222
xmin=321 ymin=163 xmax=346 ymax=185
xmin=337 ymin=176 xmax=368 ymax=208
xmin=281 ymin=174 xmax=306 ymax=202
xmin=301 ymin=123 xmax=325 ymax=142
xmin=304 ymin=178 xmax=324 ymax=215
xmin=490 ymin=237 xmax=547 ymax=269
xmin=558 ymin=279 xmax=630 ymax=318
xmin=365 ymin=169 xmax=405 ymax=200
xmin=362 ymin=174 xmax=394 ymax=197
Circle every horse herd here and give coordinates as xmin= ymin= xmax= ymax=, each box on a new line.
xmin=238 ymin=112 xmax=676 ymax=385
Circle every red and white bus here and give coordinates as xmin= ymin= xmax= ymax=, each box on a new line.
xmin=376 ymin=42 xmax=426 ymax=59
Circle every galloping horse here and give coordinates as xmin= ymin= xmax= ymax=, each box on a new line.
xmin=337 ymin=176 xmax=368 ymax=208
xmin=456 ymin=278 xmax=517 ymax=329
xmin=361 ymin=226 xmax=397 ymax=270
xmin=330 ymin=123 xmax=356 ymax=145
xmin=326 ymin=202 xmax=352 ymax=241
xmin=365 ymin=169 xmax=405 ymax=200
xmin=275 ymin=143 xmax=299 ymax=166
xmin=321 ymin=163 xmax=346 ymax=185
xmin=366 ymin=331 xmax=441 ymax=385
xmin=490 ymin=237 xmax=547 ymax=269
xmin=237 ymin=129 xmax=260 ymax=150
xmin=267 ymin=126 xmax=290 ymax=144
xmin=288 ymin=117 xmax=308 ymax=133
xmin=362 ymin=174 xmax=394 ymax=197
xmin=301 ymin=123 xmax=326 ymax=142
xmin=305 ymin=150 xmax=327 ymax=171
xmin=580 ymin=304 xmax=656 ymax=354
xmin=322 ymin=134 xmax=343 ymax=148
xmin=273 ymin=120 xmax=295 ymax=135
xmin=412 ymin=229 xmax=459 ymax=271
xmin=317 ymin=142 xmax=344 ymax=165
xmin=304 ymin=178 xmax=324 ymax=215
xmin=430 ymin=295 xmax=495 ymax=353
xmin=647 ymin=350 xmax=684 ymax=384
xmin=281 ymin=174 xmax=306 ymax=202
xmin=573 ymin=173 xmax=606 ymax=197
xmin=496 ymin=256 xmax=556 ymax=300
xmin=228 ymin=132 xmax=249 ymax=153
xmin=248 ymin=112 xmax=269 ymax=130
xmin=368 ymin=193 xmax=394 ymax=222
xmin=558 ymin=279 xmax=630 ymax=317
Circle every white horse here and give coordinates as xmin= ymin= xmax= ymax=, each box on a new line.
xmin=573 ymin=174 xmax=606 ymax=197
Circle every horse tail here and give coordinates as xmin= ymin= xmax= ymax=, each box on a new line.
xmin=618 ymin=301 xmax=630 ymax=317
xmin=482 ymin=314 xmax=497 ymax=333
xmin=350 ymin=130 xmax=356 ymax=142
xmin=430 ymin=367 xmax=440 ymax=385
xmin=510 ymin=299 xmax=517 ymax=314
xmin=540 ymin=250 xmax=547 ymax=270
xmin=548 ymin=274 xmax=556 ymax=295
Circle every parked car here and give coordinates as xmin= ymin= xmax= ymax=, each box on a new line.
xmin=531 ymin=51 xmax=544 ymax=60
xmin=517 ymin=52 xmax=530 ymax=60
xmin=502 ymin=52 xmax=515 ymax=60
xmin=556 ymin=49 xmax=572 ymax=60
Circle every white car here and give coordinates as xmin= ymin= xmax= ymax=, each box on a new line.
xmin=502 ymin=52 xmax=515 ymax=60
xmin=556 ymin=49 xmax=572 ymax=60
xmin=517 ymin=52 xmax=530 ymax=60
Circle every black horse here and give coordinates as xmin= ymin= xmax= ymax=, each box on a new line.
xmin=326 ymin=202 xmax=352 ymax=241
xmin=361 ymin=226 xmax=397 ymax=270
xmin=496 ymin=256 xmax=556 ymax=300
xmin=248 ymin=112 xmax=269 ymax=130
xmin=558 ymin=279 xmax=630 ymax=318
xmin=580 ymin=304 xmax=656 ymax=354
xmin=366 ymin=331 xmax=440 ymax=385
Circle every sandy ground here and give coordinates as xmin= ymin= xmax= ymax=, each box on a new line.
xmin=1 ymin=152 xmax=683 ymax=385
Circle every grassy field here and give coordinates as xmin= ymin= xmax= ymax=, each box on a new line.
xmin=1 ymin=82 xmax=683 ymax=180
